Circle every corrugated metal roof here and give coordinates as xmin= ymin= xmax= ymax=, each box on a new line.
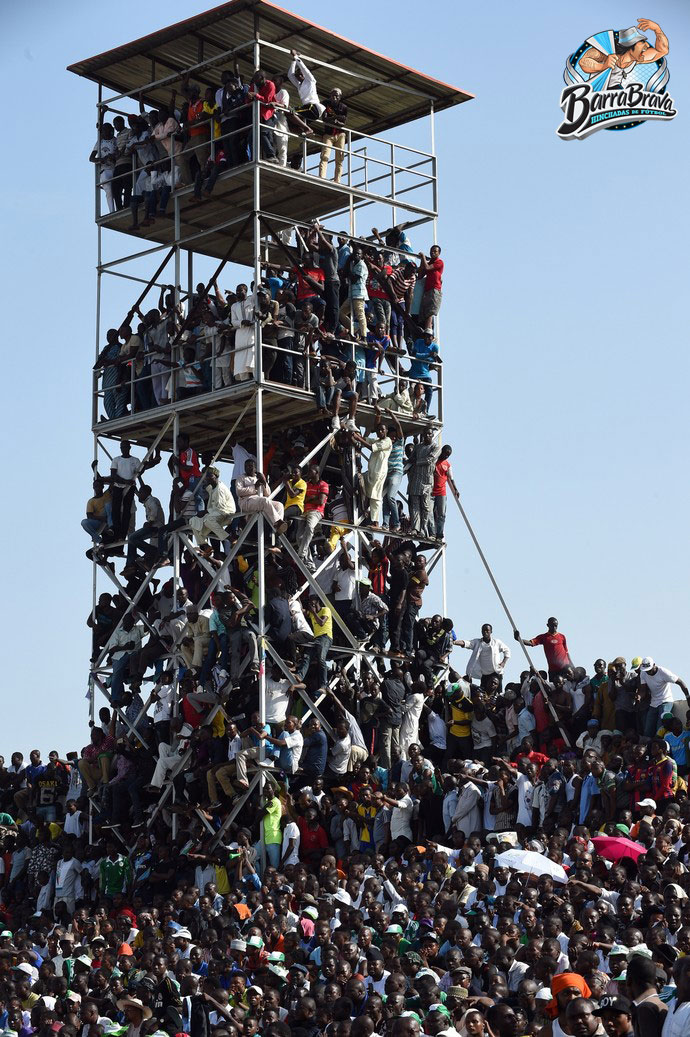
xmin=67 ymin=0 xmax=473 ymax=136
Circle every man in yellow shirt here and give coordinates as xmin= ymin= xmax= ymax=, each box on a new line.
xmin=295 ymin=595 xmax=333 ymax=689
xmin=277 ymin=464 xmax=306 ymax=537
xmin=446 ymin=677 xmax=474 ymax=762
xmin=82 ymin=477 xmax=112 ymax=550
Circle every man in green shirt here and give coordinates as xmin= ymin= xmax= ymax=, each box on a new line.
xmin=261 ymin=787 xmax=282 ymax=871
xmin=99 ymin=840 xmax=132 ymax=896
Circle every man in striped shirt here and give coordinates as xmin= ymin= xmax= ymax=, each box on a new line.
xmin=389 ymin=261 xmax=418 ymax=350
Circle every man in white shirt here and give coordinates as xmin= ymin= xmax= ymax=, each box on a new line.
xmin=64 ymin=800 xmax=85 ymax=838
xmin=108 ymin=440 xmax=143 ymax=544
xmin=456 ymin=624 xmax=511 ymax=687
xmin=124 ymin=485 xmax=165 ymax=571
xmin=327 ymin=721 xmax=352 ymax=777
xmin=106 ymin=614 xmax=144 ymax=705
xmin=89 ymin=125 xmax=117 ymax=214
xmin=179 ymin=607 xmax=213 ymax=674
xmin=280 ymin=816 xmax=301 ymax=867
xmin=152 ymin=678 xmax=176 ymax=744
xmin=471 ymin=704 xmax=497 ymax=763
xmin=230 ymin=284 xmax=256 ymax=381
xmin=452 ymin=776 xmax=483 ymax=838
xmin=273 ymin=75 xmax=291 ymax=167
xmin=515 ymin=762 xmax=537 ymax=828
xmin=661 ymin=955 xmax=690 ymax=1037
xmin=365 ymin=950 xmax=390 ymax=995
xmin=428 ymin=707 xmax=447 ymax=761
xmin=576 ymin=719 xmax=605 ymax=754
xmin=189 ymin=467 xmax=236 ymax=547
xmin=260 ymin=716 xmax=304 ymax=776
xmin=640 ymin=657 xmax=689 ymax=738
xmin=149 ymin=721 xmax=194 ymax=790
xmin=80 ymin=1000 xmax=114 ymax=1037
xmin=230 ymin=441 xmax=255 ymax=485
xmin=287 ymin=52 xmax=325 ymax=119
xmin=265 ymin=670 xmax=292 ymax=726
xmin=323 ymin=688 xmax=369 ymax=770
xmin=54 ymin=844 xmax=83 ymax=917
xmin=383 ymin=782 xmax=415 ymax=847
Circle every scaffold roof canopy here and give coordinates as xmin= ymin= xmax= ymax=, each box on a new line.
xmin=67 ymin=0 xmax=473 ymax=135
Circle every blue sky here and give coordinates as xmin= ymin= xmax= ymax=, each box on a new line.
xmin=1 ymin=1 xmax=689 ymax=754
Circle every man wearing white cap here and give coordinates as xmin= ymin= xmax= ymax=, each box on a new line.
xmin=639 ymin=658 xmax=689 ymax=738
xmin=579 ymin=20 xmax=668 ymax=88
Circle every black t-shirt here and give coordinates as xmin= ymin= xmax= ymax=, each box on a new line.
xmin=36 ymin=776 xmax=64 ymax=805
xmin=266 ymin=597 xmax=291 ymax=640
xmin=152 ymin=977 xmax=182 ymax=1017
xmin=322 ymin=100 xmax=348 ymax=134
xmin=388 ymin=567 xmax=409 ymax=610
xmin=381 ymin=677 xmax=405 ymax=726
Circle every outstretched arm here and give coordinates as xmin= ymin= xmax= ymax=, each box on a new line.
xmin=637 ymin=20 xmax=669 ymax=60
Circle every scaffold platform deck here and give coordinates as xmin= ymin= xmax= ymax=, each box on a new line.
xmin=94 ymin=379 xmax=441 ymax=459
xmin=98 ymin=161 xmax=436 ymax=266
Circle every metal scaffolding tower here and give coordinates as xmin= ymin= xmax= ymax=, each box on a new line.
xmin=70 ymin=0 xmax=473 ymax=846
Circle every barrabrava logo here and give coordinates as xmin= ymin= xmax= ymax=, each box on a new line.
xmin=557 ymin=18 xmax=677 ymax=140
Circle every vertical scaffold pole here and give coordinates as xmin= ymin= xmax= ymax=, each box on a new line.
xmin=252 ymin=21 xmax=268 ymax=876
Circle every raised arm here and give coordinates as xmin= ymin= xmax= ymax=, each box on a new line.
xmin=637 ymin=20 xmax=669 ymax=60
xmin=383 ymin=406 xmax=403 ymax=440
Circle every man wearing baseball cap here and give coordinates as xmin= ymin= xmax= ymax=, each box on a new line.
xmin=595 ymin=996 xmax=633 ymax=1037
xmin=639 ymin=657 xmax=689 ymax=738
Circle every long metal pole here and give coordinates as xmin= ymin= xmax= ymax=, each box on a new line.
xmin=252 ymin=20 xmax=268 ymax=877
xmin=91 ymin=87 xmax=102 ymax=733
xmin=448 ymin=483 xmax=571 ymax=746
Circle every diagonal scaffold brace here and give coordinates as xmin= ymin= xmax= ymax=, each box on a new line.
xmin=448 ymin=483 xmax=571 ymax=747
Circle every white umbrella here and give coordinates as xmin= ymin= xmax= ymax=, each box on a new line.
xmin=496 ymin=848 xmax=567 ymax=883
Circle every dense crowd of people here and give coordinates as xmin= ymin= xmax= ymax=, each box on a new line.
xmin=90 ymin=52 xmax=443 ymax=422
xmin=27 ymin=39 xmax=682 ymax=1037
xmin=4 ymin=587 xmax=690 ymax=1037
xmin=89 ymin=50 xmax=380 ymax=215
xmin=93 ymin=222 xmax=443 ymax=422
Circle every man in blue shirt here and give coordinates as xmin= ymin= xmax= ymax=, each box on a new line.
xmin=659 ymin=713 xmax=690 ymax=770
xmin=14 ymin=750 xmax=45 ymax=817
xmin=407 ymin=331 xmax=440 ymax=412
xmin=297 ymin=717 xmax=328 ymax=786
xmin=264 ymin=266 xmax=285 ymax=300
xmin=232 ymin=712 xmax=277 ymax=790
xmin=337 ymin=234 xmax=351 ymax=274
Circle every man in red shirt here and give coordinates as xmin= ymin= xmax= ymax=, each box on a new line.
xmin=515 ymin=617 xmax=571 ymax=677
xmin=246 ymin=70 xmax=277 ymax=161
xmin=432 ymin=444 xmax=456 ymax=541
xmin=418 ymin=244 xmax=444 ymax=332
xmin=168 ymin=432 xmax=201 ymax=487
xmin=296 ymin=464 xmax=328 ymax=566
xmin=182 ymin=83 xmax=210 ymax=182
xmin=296 ymin=807 xmax=329 ymax=865
xmin=512 ymin=736 xmax=549 ymax=768
xmin=293 ymin=261 xmax=325 ymax=306
xmin=648 ymin=737 xmax=676 ymax=805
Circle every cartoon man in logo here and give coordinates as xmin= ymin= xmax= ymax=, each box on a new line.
xmin=564 ymin=17 xmax=668 ymax=96
xmin=579 ymin=19 xmax=668 ymax=88
xmin=559 ymin=18 xmax=675 ymax=138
